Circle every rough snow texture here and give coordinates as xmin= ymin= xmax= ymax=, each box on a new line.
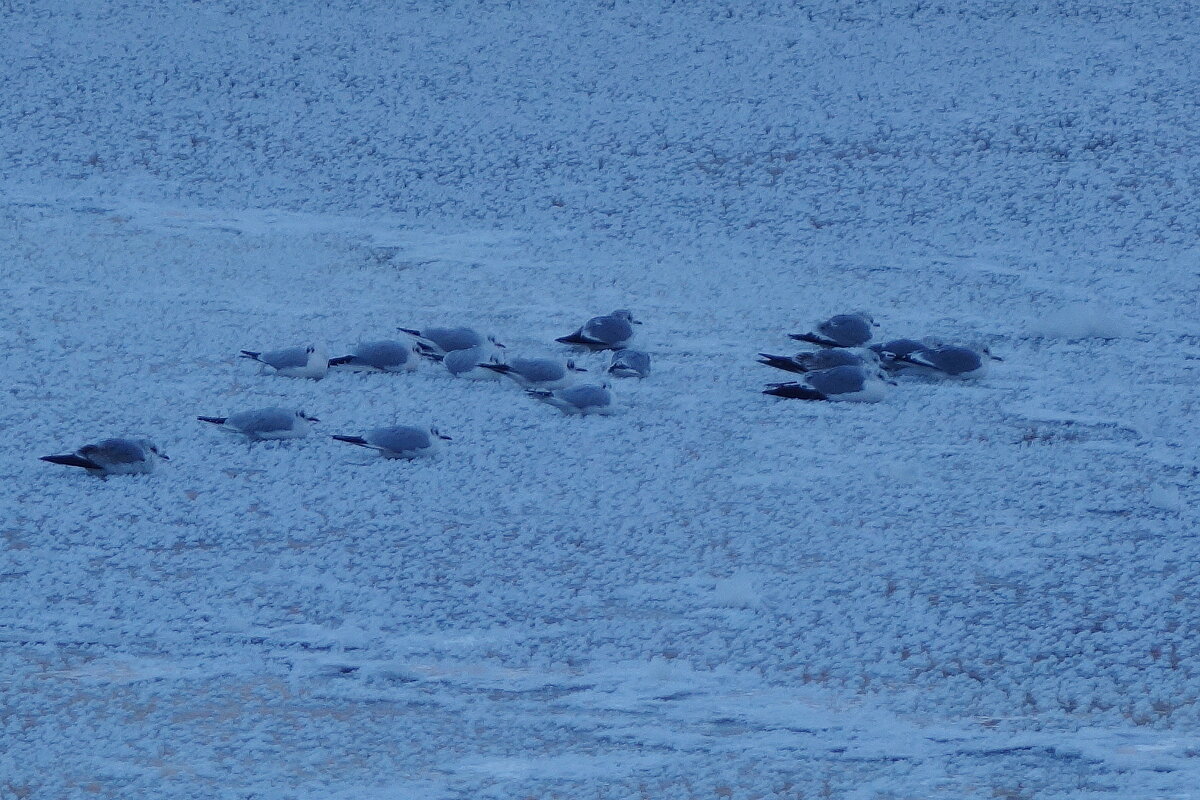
xmin=3 ymin=2 xmax=1200 ymax=798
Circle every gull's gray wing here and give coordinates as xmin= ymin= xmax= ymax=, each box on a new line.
xmin=227 ymin=407 xmax=295 ymax=435
xmin=560 ymin=384 xmax=612 ymax=409
xmin=804 ymin=366 xmax=867 ymax=395
xmin=582 ymin=314 xmax=634 ymax=345
xmin=511 ymin=358 xmax=565 ymax=383
xmin=354 ymin=340 xmax=411 ymax=368
xmin=423 ymin=327 xmax=483 ymax=353
xmin=368 ymin=426 xmax=431 ymax=453
xmin=817 ymin=314 xmax=873 ymax=347
xmin=80 ymin=438 xmax=146 ymax=466
xmin=909 ymin=346 xmax=983 ymax=375
xmin=260 ymin=347 xmax=311 ymax=369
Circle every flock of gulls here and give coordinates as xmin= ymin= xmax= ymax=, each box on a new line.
xmin=39 ymin=310 xmax=996 ymax=478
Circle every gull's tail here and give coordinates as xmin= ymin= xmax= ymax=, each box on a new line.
xmin=239 ymin=350 xmax=262 ymax=361
xmin=197 ymin=416 xmax=227 ymax=425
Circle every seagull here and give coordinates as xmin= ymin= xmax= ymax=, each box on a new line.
xmin=40 ymin=438 xmax=168 ymax=477
xmin=789 ymin=312 xmax=877 ymax=348
xmin=527 ymin=382 xmax=617 ymax=415
xmin=479 ymin=357 xmax=586 ymax=389
xmin=398 ymin=326 xmax=504 ymax=356
xmin=434 ymin=344 xmax=507 ymax=379
xmin=198 ymin=408 xmax=318 ymax=440
xmin=763 ymin=365 xmax=890 ymax=402
xmin=331 ymin=425 xmax=451 ymax=459
xmin=757 ymin=348 xmax=875 ymax=375
xmin=893 ymin=344 xmax=999 ymax=379
xmin=328 ymin=340 xmax=418 ymax=372
xmin=240 ymin=345 xmax=328 ymax=379
xmin=555 ymin=309 xmax=640 ymax=350
xmin=608 ymin=349 xmax=651 ymax=378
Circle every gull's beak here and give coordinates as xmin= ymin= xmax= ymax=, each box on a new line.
xmin=159 ymin=454 xmax=170 ymax=461
xmin=306 ymin=416 xmax=321 ymax=423
xmin=991 ymin=355 xmax=1004 ymax=362
xmin=632 ymin=319 xmax=643 ymax=325
xmin=575 ymin=366 xmax=588 ymax=372
xmin=494 ymin=341 xmax=506 ymax=348
xmin=438 ymin=433 xmax=453 ymax=441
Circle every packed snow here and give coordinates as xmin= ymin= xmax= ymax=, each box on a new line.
xmin=2 ymin=1 xmax=1199 ymax=798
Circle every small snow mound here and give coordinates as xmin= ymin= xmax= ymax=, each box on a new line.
xmin=712 ymin=571 xmax=763 ymax=609
xmin=1031 ymin=303 xmax=1134 ymax=340
xmin=1147 ymin=485 xmax=1184 ymax=513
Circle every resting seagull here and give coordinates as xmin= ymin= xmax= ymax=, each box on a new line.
xmin=240 ymin=345 xmax=329 ymax=379
xmin=608 ymin=349 xmax=651 ymax=378
xmin=528 ymin=382 xmax=617 ymax=415
xmin=479 ymin=357 xmax=586 ymax=389
xmin=198 ymin=408 xmax=318 ymax=440
xmin=398 ymin=326 xmax=504 ymax=356
xmin=41 ymin=438 xmax=168 ymax=477
xmin=332 ymin=425 xmax=451 ymax=459
xmin=789 ymin=313 xmax=877 ymax=348
xmin=556 ymin=310 xmax=640 ymax=350
xmin=763 ymin=365 xmax=890 ymax=402
xmin=757 ymin=348 xmax=875 ymax=375
xmin=892 ymin=344 xmax=999 ymax=379
xmin=328 ymin=340 xmax=418 ymax=372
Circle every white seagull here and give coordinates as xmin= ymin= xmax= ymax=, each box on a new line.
xmin=757 ymin=348 xmax=876 ymax=375
xmin=331 ymin=425 xmax=451 ymax=459
xmin=763 ymin=365 xmax=890 ymax=403
xmin=40 ymin=438 xmax=168 ymax=477
xmin=789 ymin=312 xmax=877 ymax=348
xmin=608 ymin=349 xmax=651 ymax=378
xmin=198 ymin=408 xmax=318 ymax=440
xmin=240 ymin=345 xmax=329 ymax=379
xmin=398 ymin=326 xmax=504 ymax=356
xmin=527 ymin=382 xmax=617 ymax=415
xmin=328 ymin=340 xmax=418 ymax=372
xmin=892 ymin=344 xmax=999 ymax=379
xmin=479 ymin=357 xmax=586 ymax=389
xmin=556 ymin=309 xmax=640 ymax=350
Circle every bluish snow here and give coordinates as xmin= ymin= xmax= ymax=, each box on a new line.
xmin=2 ymin=2 xmax=1199 ymax=798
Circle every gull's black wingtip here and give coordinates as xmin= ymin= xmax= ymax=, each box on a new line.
xmin=763 ymin=384 xmax=828 ymax=401
xmin=331 ymin=435 xmax=369 ymax=446
xmin=327 ymin=355 xmax=356 ymax=366
xmin=40 ymin=453 xmax=98 ymax=469
xmin=788 ymin=333 xmax=838 ymax=348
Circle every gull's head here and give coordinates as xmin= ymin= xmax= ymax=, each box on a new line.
xmin=488 ymin=335 xmax=506 ymax=349
xmin=612 ymin=309 xmax=640 ymax=324
xmin=430 ymin=426 xmax=453 ymax=441
xmin=138 ymin=439 xmax=170 ymax=461
xmin=299 ymin=411 xmax=320 ymax=423
xmin=566 ymin=359 xmax=587 ymax=372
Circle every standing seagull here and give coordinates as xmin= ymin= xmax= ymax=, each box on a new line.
xmin=328 ymin=340 xmax=418 ymax=372
xmin=608 ymin=349 xmax=651 ymax=378
xmin=789 ymin=313 xmax=877 ymax=348
xmin=893 ymin=344 xmax=999 ymax=379
xmin=240 ymin=345 xmax=329 ymax=379
xmin=479 ymin=357 xmax=586 ymax=389
xmin=40 ymin=438 xmax=168 ymax=477
xmin=556 ymin=310 xmax=640 ymax=350
xmin=763 ymin=365 xmax=890 ymax=402
xmin=398 ymin=326 xmax=504 ymax=357
xmin=198 ymin=408 xmax=318 ymax=441
xmin=757 ymin=348 xmax=874 ymax=375
xmin=527 ymin=382 xmax=617 ymax=415
xmin=331 ymin=425 xmax=451 ymax=459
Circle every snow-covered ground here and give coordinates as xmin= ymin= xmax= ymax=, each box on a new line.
xmin=3 ymin=2 xmax=1199 ymax=797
